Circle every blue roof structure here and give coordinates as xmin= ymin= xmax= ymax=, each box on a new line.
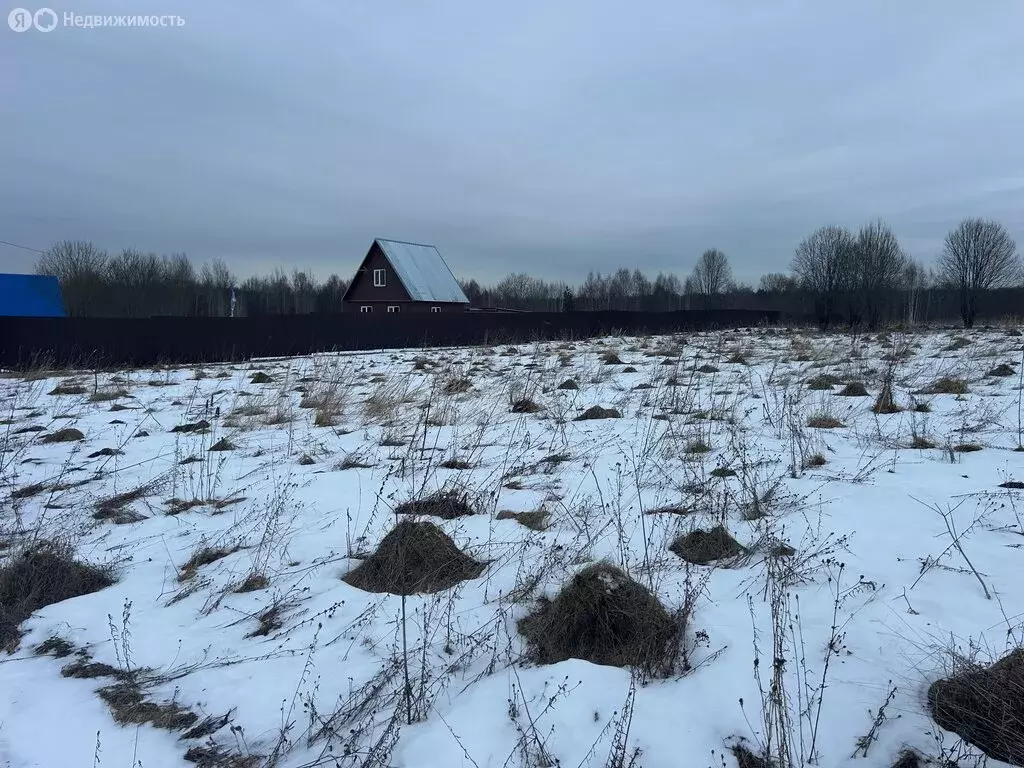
xmin=374 ymin=239 xmax=469 ymax=304
xmin=0 ymin=274 xmax=66 ymax=317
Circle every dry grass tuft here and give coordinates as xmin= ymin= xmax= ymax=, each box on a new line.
xmin=945 ymin=336 xmax=972 ymax=352
xmin=927 ymin=647 xmax=1024 ymax=765
xmin=88 ymin=387 xmax=129 ymax=403
xmin=395 ymin=490 xmax=475 ymax=519
xmin=0 ymin=543 xmax=114 ymax=651
xmin=344 ymin=520 xmax=484 ymax=595
xmin=837 ymin=382 xmax=869 ymax=397
xmin=518 ymin=563 xmax=680 ymax=675
xmin=511 ymin=398 xmax=544 ymax=414
xmin=234 ymin=572 xmax=270 ymax=593
xmin=441 ymin=375 xmax=473 ymax=396
xmin=496 ymin=509 xmax=550 ymax=531
xmin=685 ymin=439 xmax=712 ymax=454
xmin=872 ymin=382 xmax=902 ymax=414
xmin=575 ymin=405 xmax=621 ymax=421
xmin=94 ymin=478 xmax=162 ymax=523
xmin=34 ymin=635 xmax=74 ymax=658
xmin=987 ymin=363 xmax=1016 ymax=377
xmin=806 ymin=374 xmax=841 ymax=390
xmin=98 ymin=682 xmax=198 ymax=731
xmin=954 ymin=443 xmax=984 ymax=453
xmin=919 ymin=377 xmax=968 ymax=395
xmin=556 ymin=379 xmax=579 ymax=390
xmin=697 ymin=364 xmax=720 ymax=374
xmin=731 ymin=744 xmax=770 ymax=768
xmin=208 ymin=437 xmax=235 ymax=452
xmin=335 ymin=452 xmax=374 ymax=470
xmin=10 ymin=482 xmax=47 ymax=501
xmin=48 ymin=382 xmax=87 ymax=396
xmin=670 ymin=525 xmax=745 ymax=565
xmin=804 ymin=452 xmax=827 ymax=468
xmin=39 ymin=427 xmax=85 ymax=444
xmin=807 ymin=416 xmax=844 ymax=429
xmin=249 ymin=371 xmax=273 ymax=384
xmin=178 ymin=546 xmax=236 ymax=581
xmin=171 ymin=419 xmax=211 ymax=434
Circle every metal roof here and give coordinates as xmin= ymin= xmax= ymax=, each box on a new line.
xmin=0 ymin=274 xmax=66 ymax=317
xmin=375 ymin=239 xmax=469 ymax=304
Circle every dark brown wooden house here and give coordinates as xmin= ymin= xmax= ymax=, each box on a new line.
xmin=342 ymin=239 xmax=470 ymax=314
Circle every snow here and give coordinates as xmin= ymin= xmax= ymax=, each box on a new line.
xmin=1 ymin=328 xmax=1023 ymax=768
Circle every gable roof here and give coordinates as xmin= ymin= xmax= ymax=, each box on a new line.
xmin=372 ymin=239 xmax=469 ymax=304
xmin=0 ymin=274 xmax=66 ymax=317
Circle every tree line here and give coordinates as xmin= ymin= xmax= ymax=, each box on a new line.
xmin=32 ymin=217 xmax=1020 ymax=328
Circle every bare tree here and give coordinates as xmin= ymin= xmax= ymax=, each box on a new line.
xmin=791 ymin=226 xmax=853 ymax=328
xmin=35 ymin=240 xmax=109 ymax=316
xmin=758 ymin=273 xmax=799 ymax=293
xmin=938 ymin=218 xmax=1020 ymax=328
xmin=844 ymin=220 xmax=909 ymax=329
xmin=690 ymin=248 xmax=732 ymax=309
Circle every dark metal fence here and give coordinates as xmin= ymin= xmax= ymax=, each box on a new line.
xmin=0 ymin=309 xmax=778 ymax=369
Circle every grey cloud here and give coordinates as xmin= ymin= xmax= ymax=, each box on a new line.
xmin=2 ymin=0 xmax=1023 ymax=285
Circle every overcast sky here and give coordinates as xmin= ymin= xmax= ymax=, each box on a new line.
xmin=3 ymin=0 xmax=1023 ymax=285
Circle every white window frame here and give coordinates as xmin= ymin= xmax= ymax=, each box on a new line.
xmin=360 ymin=305 xmax=373 ymax=313
xmin=431 ymin=306 xmax=441 ymax=313
xmin=373 ymin=268 xmax=386 ymax=287
xmin=387 ymin=305 xmax=401 ymax=313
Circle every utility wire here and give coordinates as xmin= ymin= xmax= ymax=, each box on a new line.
xmin=0 ymin=239 xmax=48 ymax=255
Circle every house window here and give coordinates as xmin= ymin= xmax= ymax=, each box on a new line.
xmin=387 ymin=305 xmax=400 ymax=313
xmin=431 ymin=306 xmax=441 ymax=313
xmin=360 ymin=305 xmax=373 ymax=313
xmin=373 ymin=269 xmax=386 ymax=287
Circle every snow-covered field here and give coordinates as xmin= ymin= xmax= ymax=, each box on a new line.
xmin=2 ymin=327 xmax=1023 ymax=768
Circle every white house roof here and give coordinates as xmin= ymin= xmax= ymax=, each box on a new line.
xmin=375 ymin=239 xmax=469 ymax=304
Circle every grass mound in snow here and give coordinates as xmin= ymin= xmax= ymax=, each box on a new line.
xmin=518 ymin=563 xmax=679 ymax=675
xmin=496 ymin=509 xmax=550 ymax=531
xmin=806 ymin=374 xmax=841 ymax=390
xmin=510 ymin=398 xmax=544 ymax=414
xmin=987 ymin=363 xmax=1015 ymax=377
xmin=0 ymin=543 xmax=114 ymax=650
xmin=919 ymin=377 xmax=968 ymax=395
xmin=170 ymin=419 xmax=211 ymax=434
xmin=575 ymin=405 xmax=621 ymax=421
xmin=40 ymin=428 xmax=85 ymax=444
xmin=837 ymin=382 xmax=869 ymax=397
xmin=344 ymin=520 xmax=484 ymax=595
xmin=927 ymin=647 xmax=1024 ymax=765
xmin=395 ymin=489 xmax=475 ymax=519
xmin=670 ymin=525 xmax=745 ymax=565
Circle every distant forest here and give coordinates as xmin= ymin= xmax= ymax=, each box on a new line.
xmin=32 ymin=217 xmax=1023 ymax=328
